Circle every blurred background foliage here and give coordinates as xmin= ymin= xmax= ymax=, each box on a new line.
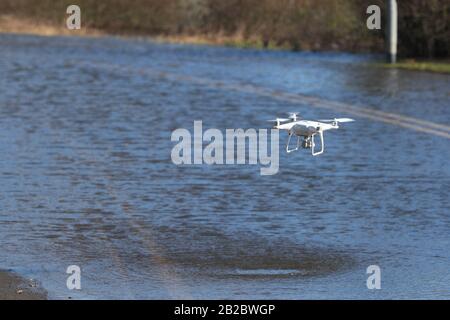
xmin=0 ymin=0 xmax=448 ymax=57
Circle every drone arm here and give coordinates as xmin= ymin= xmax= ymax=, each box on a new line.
xmin=311 ymin=131 xmax=324 ymax=156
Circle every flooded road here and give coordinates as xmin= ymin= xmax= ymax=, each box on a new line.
xmin=0 ymin=34 xmax=449 ymax=299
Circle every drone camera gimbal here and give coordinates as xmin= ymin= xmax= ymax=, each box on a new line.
xmin=286 ymin=130 xmax=324 ymax=156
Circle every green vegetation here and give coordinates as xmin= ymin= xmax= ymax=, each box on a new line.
xmin=381 ymin=60 xmax=450 ymax=74
xmin=0 ymin=0 xmax=448 ymax=58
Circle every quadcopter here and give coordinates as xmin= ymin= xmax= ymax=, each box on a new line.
xmin=268 ymin=113 xmax=354 ymax=156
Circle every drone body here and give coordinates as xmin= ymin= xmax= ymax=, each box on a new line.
xmin=268 ymin=113 xmax=354 ymax=156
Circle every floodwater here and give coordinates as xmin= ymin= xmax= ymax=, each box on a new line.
xmin=0 ymin=34 xmax=449 ymax=299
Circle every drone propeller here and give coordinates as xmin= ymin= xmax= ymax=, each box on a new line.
xmin=287 ymin=112 xmax=300 ymax=121
xmin=319 ymin=118 xmax=354 ymax=123
xmin=267 ymin=118 xmax=290 ymax=122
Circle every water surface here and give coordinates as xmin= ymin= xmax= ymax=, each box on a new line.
xmin=0 ymin=34 xmax=449 ymax=299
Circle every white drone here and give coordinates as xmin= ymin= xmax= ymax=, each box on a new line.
xmin=268 ymin=112 xmax=354 ymax=156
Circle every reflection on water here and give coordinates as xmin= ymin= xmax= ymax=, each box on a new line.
xmin=0 ymin=34 xmax=449 ymax=299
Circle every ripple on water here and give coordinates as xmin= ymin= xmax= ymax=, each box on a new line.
xmin=151 ymin=225 xmax=355 ymax=279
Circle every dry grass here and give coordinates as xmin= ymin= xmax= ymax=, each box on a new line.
xmin=0 ymin=15 xmax=284 ymax=50
xmin=152 ymin=33 xmax=286 ymax=50
xmin=0 ymin=15 xmax=104 ymax=37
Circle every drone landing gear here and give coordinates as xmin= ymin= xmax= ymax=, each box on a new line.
xmin=310 ymin=131 xmax=324 ymax=156
xmin=285 ymin=132 xmax=324 ymax=156
xmin=286 ymin=133 xmax=301 ymax=153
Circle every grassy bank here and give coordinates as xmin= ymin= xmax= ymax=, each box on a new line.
xmin=381 ymin=60 xmax=450 ymax=74
xmin=2 ymin=15 xmax=450 ymax=76
xmin=0 ymin=15 xmax=103 ymax=37
xmin=0 ymin=15 xmax=296 ymax=51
